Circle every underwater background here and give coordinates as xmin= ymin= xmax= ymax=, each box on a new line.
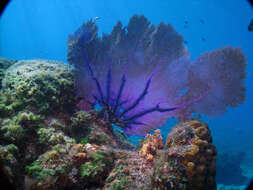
xmin=0 ymin=0 xmax=253 ymax=189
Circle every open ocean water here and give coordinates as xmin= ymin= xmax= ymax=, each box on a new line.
xmin=0 ymin=0 xmax=253 ymax=189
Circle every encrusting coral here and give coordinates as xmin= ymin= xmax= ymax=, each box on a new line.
xmin=165 ymin=120 xmax=217 ymax=190
xmin=138 ymin=129 xmax=163 ymax=162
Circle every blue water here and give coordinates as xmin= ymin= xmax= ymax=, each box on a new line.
xmin=1 ymin=0 xmax=253 ymax=187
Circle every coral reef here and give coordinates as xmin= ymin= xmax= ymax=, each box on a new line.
xmin=25 ymin=143 xmax=115 ymax=189
xmin=0 ymin=59 xmax=218 ymax=189
xmin=0 ymin=109 xmax=75 ymax=189
xmin=0 ymin=58 xmax=135 ymax=189
xmin=0 ymin=59 xmax=78 ymax=189
xmin=68 ymin=14 xmax=247 ymax=135
xmin=0 ymin=14 xmax=248 ymax=190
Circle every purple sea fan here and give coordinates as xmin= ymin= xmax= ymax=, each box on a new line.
xmin=67 ymin=15 xmax=247 ymax=135
xmin=184 ymin=47 xmax=247 ymax=117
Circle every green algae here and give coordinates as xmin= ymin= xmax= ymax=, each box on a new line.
xmin=1 ymin=124 xmax=25 ymax=142
xmin=0 ymin=144 xmax=19 ymax=162
xmin=71 ymin=111 xmax=93 ymax=142
xmin=1 ymin=60 xmax=76 ymax=116
xmin=112 ymin=177 xmax=131 ymax=190
xmin=26 ymin=161 xmax=55 ymax=180
xmin=37 ymin=128 xmax=75 ymax=147
xmin=80 ymin=136 xmax=90 ymax=146
xmin=0 ymin=111 xmax=41 ymax=143
xmin=80 ymin=150 xmax=114 ymax=180
xmin=26 ymin=144 xmax=73 ymax=181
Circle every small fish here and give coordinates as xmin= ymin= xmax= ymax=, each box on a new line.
xmin=94 ymin=16 xmax=101 ymax=22
xmin=184 ymin=20 xmax=189 ymax=28
xmin=183 ymin=40 xmax=189 ymax=45
xmin=248 ymin=19 xmax=253 ymax=32
xmin=201 ymin=37 xmax=206 ymax=42
xmin=200 ymin=19 xmax=205 ymax=24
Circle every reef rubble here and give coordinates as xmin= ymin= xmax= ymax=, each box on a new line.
xmin=0 ymin=57 xmax=217 ymax=190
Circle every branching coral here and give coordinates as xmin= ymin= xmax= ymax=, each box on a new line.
xmin=68 ymin=15 xmax=247 ymax=135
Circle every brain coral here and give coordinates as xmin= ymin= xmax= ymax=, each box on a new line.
xmin=68 ymin=15 xmax=247 ymax=135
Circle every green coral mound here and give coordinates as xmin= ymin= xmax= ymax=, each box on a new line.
xmin=1 ymin=59 xmax=76 ymax=115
